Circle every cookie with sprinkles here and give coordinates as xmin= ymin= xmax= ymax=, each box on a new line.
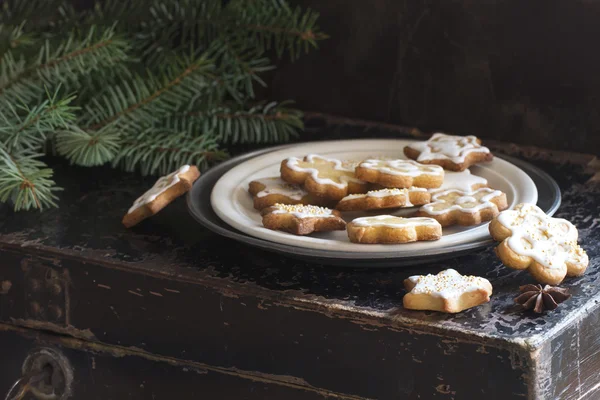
xmin=346 ymin=215 xmax=442 ymax=244
xmin=403 ymin=269 xmax=493 ymax=313
xmin=261 ymin=204 xmax=346 ymax=235
xmin=417 ymin=188 xmax=508 ymax=227
xmin=489 ymin=203 xmax=589 ymax=285
xmin=248 ymin=177 xmax=333 ymax=210
xmin=404 ymin=133 xmax=493 ymax=171
xmin=335 ymin=187 xmax=431 ymax=212
xmin=122 ymin=165 xmax=200 ymax=228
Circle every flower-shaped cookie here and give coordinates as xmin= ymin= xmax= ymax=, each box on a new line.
xmin=417 ymin=188 xmax=507 ymax=227
xmin=281 ymin=154 xmax=368 ymax=200
xmin=355 ymin=159 xmax=444 ymax=189
xmin=347 ymin=215 xmax=442 ymax=244
xmin=261 ymin=203 xmax=346 ymax=235
xmin=403 ymin=269 xmax=493 ymax=313
xmin=248 ymin=177 xmax=332 ymax=210
xmin=489 ymin=203 xmax=589 ymax=285
xmin=404 ymin=133 xmax=493 ymax=171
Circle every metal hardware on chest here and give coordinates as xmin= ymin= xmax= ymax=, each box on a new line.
xmin=21 ymin=258 xmax=70 ymax=326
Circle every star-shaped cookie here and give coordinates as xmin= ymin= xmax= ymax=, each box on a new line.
xmin=489 ymin=203 xmax=589 ymax=285
xmin=403 ymin=269 xmax=493 ymax=313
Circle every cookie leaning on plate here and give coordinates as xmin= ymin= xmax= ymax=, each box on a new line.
xmin=248 ymin=177 xmax=333 ymax=210
xmin=404 ymin=133 xmax=493 ymax=171
xmin=346 ymin=215 xmax=442 ymax=244
xmin=355 ymin=159 xmax=444 ymax=189
xmin=417 ymin=188 xmax=508 ymax=227
xmin=489 ymin=203 xmax=589 ymax=285
xmin=123 ymin=165 xmax=200 ymax=228
xmin=403 ymin=269 xmax=493 ymax=313
xmin=261 ymin=204 xmax=346 ymax=235
xmin=336 ymin=187 xmax=430 ymax=211
xmin=281 ymin=154 xmax=369 ymax=201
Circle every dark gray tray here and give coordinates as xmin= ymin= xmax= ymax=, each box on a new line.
xmin=186 ymin=143 xmax=561 ymax=267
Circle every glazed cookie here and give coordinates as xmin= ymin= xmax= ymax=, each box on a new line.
xmin=335 ymin=187 xmax=430 ymax=211
xmin=417 ymin=188 xmax=508 ymax=227
xmin=429 ymin=169 xmax=488 ymax=194
xmin=122 ymin=165 xmax=200 ymax=228
xmin=354 ymin=159 xmax=444 ymax=189
xmin=489 ymin=203 xmax=589 ymax=285
xmin=281 ymin=154 xmax=369 ymax=200
xmin=247 ymin=177 xmax=332 ymax=210
xmin=261 ymin=203 xmax=346 ymax=235
xmin=403 ymin=269 xmax=493 ymax=313
xmin=346 ymin=215 xmax=442 ymax=244
xmin=404 ymin=133 xmax=493 ymax=171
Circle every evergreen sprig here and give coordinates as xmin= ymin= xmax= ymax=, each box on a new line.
xmin=0 ymin=0 xmax=327 ymax=211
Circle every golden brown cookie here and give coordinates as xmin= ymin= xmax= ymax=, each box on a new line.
xmin=489 ymin=203 xmax=589 ymax=285
xmin=122 ymin=165 xmax=200 ymax=228
xmin=335 ymin=188 xmax=430 ymax=211
xmin=355 ymin=159 xmax=444 ymax=189
xmin=280 ymin=154 xmax=369 ymax=200
xmin=261 ymin=203 xmax=346 ymax=235
xmin=417 ymin=188 xmax=508 ymax=227
xmin=346 ymin=215 xmax=442 ymax=244
xmin=404 ymin=133 xmax=493 ymax=171
xmin=403 ymin=269 xmax=493 ymax=313
xmin=247 ymin=177 xmax=332 ymax=210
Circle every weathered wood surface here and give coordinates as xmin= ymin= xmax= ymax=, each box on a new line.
xmin=0 ymin=120 xmax=599 ymax=399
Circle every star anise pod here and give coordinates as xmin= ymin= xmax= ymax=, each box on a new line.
xmin=514 ymin=284 xmax=571 ymax=313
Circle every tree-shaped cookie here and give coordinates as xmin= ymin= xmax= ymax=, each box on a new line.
xmin=403 ymin=269 xmax=493 ymax=313
xmin=355 ymin=159 xmax=444 ymax=188
xmin=281 ymin=154 xmax=368 ymax=200
xmin=489 ymin=203 xmax=589 ymax=285
xmin=404 ymin=133 xmax=493 ymax=171
xmin=417 ymin=188 xmax=507 ymax=227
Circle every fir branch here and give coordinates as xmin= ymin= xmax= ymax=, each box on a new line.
xmin=54 ymin=126 xmax=121 ymax=167
xmin=0 ymin=147 xmax=61 ymax=211
xmin=112 ymin=130 xmax=228 ymax=175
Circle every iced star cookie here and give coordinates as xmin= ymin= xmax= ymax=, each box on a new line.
xmin=404 ymin=133 xmax=493 ymax=171
xmin=247 ymin=177 xmax=332 ymax=210
xmin=354 ymin=159 xmax=444 ymax=189
xmin=346 ymin=215 xmax=442 ymax=244
xmin=403 ymin=269 xmax=493 ymax=313
xmin=417 ymin=188 xmax=508 ymax=227
xmin=489 ymin=203 xmax=589 ymax=285
xmin=122 ymin=165 xmax=200 ymax=228
xmin=429 ymin=169 xmax=488 ymax=194
xmin=261 ymin=203 xmax=346 ymax=235
xmin=281 ymin=154 xmax=369 ymax=201
xmin=335 ymin=187 xmax=430 ymax=211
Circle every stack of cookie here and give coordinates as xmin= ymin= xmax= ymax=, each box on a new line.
xmin=249 ymin=133 xmax=509 ymax=244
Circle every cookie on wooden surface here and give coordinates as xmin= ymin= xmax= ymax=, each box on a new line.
xmin=417 ymin=188 xmax=507 ymax=227
xmin=261 ymin=203 xmax=346 ymax=235
xmin=489 ymin=203 xmax=589 ymax=285
xmin=248 ymin=177 xmax=332 ymax=210
xmin=403 ymin=269 xmax=493 ymax=313
xmin=280 ymin=154 xmax=368 ymax=200
xmin=335 ymin=188 xmax=430 ymax=211
xmin=354 ymin=159 xmax=444 ymax=189
xmin=346 ymin=215 xmax=442 ymax=244
xmin=404 ymin=133 xmax=493 ymax=171
xmin=122 ymin=165 xmax=200 ymax=228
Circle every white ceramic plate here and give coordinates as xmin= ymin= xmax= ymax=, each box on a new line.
xmin=210 ymin=139 xmax=537 ymax=253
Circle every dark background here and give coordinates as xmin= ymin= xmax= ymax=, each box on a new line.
xmin=267 ymin=0 xmax=600 ymax=154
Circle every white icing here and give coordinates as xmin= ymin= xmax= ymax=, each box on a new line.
xmin=496 ymin=203 xmax=588 ymax=271
xmin=270 ymin=204 xmax=336 ymax=219
xmin=408 ymin=133 xmax=490 ymax=163
xmin=407 ymin=269 xmax=491 ymax=299
xmin=286 ymin=154 xmax=364 ymax=189
xmin=358 ymin=159 xmax=444 ymax=177
xmin=128 ymin=165 xmax=190 ymax=214
xmin=252 ymin=177 xmax=307 ymax=200
xmin=420 ymin=188 xmax=503 ymax=216
xmin=340 ymin=187 xmax=427 ymax=207
xmin=351 ymin=215 xmax=440 ymax=228
xmin=429 ymin=169 xmax=488 ymax=193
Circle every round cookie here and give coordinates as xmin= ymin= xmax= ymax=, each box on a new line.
xmin=346 ymin=215 xmax=442 ymax=244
